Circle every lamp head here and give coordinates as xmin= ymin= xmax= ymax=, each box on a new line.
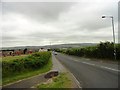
xmin=102 ymin=16 xmax=106 ymax=18
xmin=102 ymin=15 xmax=113 ymax=18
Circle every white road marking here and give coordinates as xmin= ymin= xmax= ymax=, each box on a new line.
xmin=81 ymin=62 xmax=95 ymax=66
xmin=85 ymin=59 xmax=90 ymax=61
xmin=70 ymin=73 xmax=82 ymax=88
xmin=100 ymin=66 xmax=120 ymax=72
xmin=54 ymin=54 xmax=82 ymax=88
xmin=73 ymin=59 xmax=119 ymax=72
xmin=74 ymin=60 xmax=80 ymax=62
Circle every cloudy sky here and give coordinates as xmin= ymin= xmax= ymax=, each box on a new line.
xmin=1 ymin=0 xmax=119 ymax=47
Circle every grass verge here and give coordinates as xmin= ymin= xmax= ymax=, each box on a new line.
xmin=37 ymin=73 xmax=72 ymax=88
xmin=2 ymin=55 xmax=28 ymax=62
xmin=3 ymin=57 xmax=52 ymax=85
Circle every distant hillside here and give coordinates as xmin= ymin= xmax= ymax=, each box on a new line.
xmin=50 ymin=43 xmax=97 ymax=49
xmin=1 ymin=43 xmax=97 ymax=50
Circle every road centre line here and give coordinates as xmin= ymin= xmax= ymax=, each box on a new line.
xmin=72 ymin=59 xmax=119 ymax=72
xmin=100 ymin=66 xmax=120 ymax=72
xmin=81 ymin=62 xmax=95 ymax=66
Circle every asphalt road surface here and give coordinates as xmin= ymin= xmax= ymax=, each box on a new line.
xmin=54 ymin=53 xmax=119 ymax=88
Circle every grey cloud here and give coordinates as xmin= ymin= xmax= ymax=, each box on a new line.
xmin=2 ymin=2 xmax=75 ymax=22
xmin=27 ymin=32 xmax=65 ymax=40
xmin=2 ymin=36 xmax=17 ymax=40
xmin=74 ymin=21 xmax=109 ymax=32
xmin=63 ymin=35 xmax=113 ymax=43
xmin=78 ymin=7 xmax=117 ymax=31
xmin=2 ymin=1 xmax=118 ymax=47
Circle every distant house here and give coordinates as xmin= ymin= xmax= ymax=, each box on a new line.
xmin=1 ymin=49 xmax=24 ymax=56
xmin=1 ymin=50 xmax=15 ymax=57
xmin=39 ymin=48 xmax=48 ymax=52
xmin=28 ymin=50 xmax=33 ymax=54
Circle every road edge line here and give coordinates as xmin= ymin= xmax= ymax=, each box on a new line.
xmin=69 ymin=72 xmax=82 ymax=88
xmin=54 ymin=54 xmax=82 ymax=88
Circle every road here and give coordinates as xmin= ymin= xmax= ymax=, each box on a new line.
xmin=54 ymin=53 xmax=119 ymax=88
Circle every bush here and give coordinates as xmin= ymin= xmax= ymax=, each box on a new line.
xmin=55 ymin=42 xmax=120 ymax=60
xmin=3 ymin=51 xmax=51 ymax=77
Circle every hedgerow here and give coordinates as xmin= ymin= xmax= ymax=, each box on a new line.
xmin=2 ymin=51 xmax=51 ymax=77
xmin=55 ymin=42 xmax=120 ymax=60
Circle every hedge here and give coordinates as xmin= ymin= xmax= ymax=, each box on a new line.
xmin=2 ymin=51 xmax=51 ymax=77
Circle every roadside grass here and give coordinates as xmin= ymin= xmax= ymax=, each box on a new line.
xmin=3 ymin=57 xmax=52 ymax=85
xmin=1 ymin=55 xmax=28 ymax=62
xmin=37 ymin=73 xmax=72 ymax=88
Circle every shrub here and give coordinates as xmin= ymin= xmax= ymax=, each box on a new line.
xmin=2 ymin=51 xmax=51 ymax=78
xmin=55 ymin=42 xmax=120 ymax=60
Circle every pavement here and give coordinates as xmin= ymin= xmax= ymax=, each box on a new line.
xmin=2 ymin=53 xmax=80 ymax=89
xmin=2 ymin=70 xmax=48 ymax=89
xmin=55 ymin=53 xmax=119 ymax=88
xmin=52 ymin=54 xmax=67 ymax=72
xmin=52 ymin=54 xmax=81 ymax=88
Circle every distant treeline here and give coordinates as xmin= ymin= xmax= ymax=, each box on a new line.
xmin=55 ymin=42 xmax=120 ymax=60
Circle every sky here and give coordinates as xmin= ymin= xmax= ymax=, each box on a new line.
xmin=1 ymin=0 xmax=119 ymax=47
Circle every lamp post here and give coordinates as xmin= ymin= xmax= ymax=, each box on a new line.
xmin=102 ymin=15 xmax=116 ymax=60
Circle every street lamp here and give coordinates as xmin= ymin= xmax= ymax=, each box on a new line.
xmin=102 ymin=15 xmax=116 ymax=60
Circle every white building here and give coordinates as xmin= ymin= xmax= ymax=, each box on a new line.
xmin=39 ymin=48 xmax=48 ymax=52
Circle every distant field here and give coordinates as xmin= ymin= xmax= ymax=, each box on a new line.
xmin=1 ymin=55 xmax=28 ymax=62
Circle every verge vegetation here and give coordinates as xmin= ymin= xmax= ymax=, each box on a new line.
xmin=37 ymin=73 xmax=72 ymax=88
xmin=2 ymin=52 xmax=52 ymax=85
xmin=55 ymin=41 xmax=120 ymax=60
xmin=2 ymin=55 xmax=28 ymax=61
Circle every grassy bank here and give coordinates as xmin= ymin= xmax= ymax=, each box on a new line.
xmin=37 ymin=73 xmax=73 ymax=88
xmin=2 ymin=55 xmax=28 ymax=61
xmin=2 ymin=52 xmax=52 ymax=85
